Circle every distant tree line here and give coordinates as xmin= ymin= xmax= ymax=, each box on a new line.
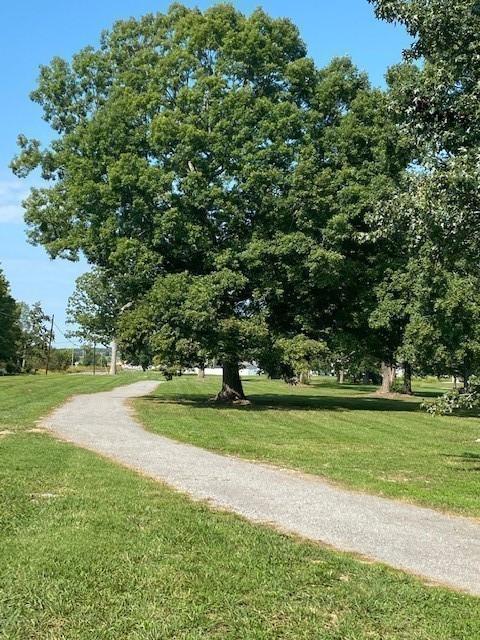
xmin=0 ymin=268 xmax=106 ymax=374
xmin=0 ymin=270 xmax=52 ymax=373
xmin=10 ymin=1 xmax=480 ymax=405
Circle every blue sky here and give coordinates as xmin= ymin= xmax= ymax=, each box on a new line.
xmin=0 ymin=0 xmax=410 ymax=346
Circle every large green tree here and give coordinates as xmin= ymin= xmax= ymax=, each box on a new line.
xmin=12 ymin=4 xmax=405 ymax=398
xmin=282 ymin=74 xmax=409 ymax=390
xmin=369 ymin=0 xmax=480 ymax=388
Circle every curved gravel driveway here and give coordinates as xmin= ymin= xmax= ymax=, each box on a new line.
xmin=42 ymin=380 xmax=480 ymax=596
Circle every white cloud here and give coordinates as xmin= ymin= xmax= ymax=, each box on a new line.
xmin=0 ymin=202 xmax=25 ymax=223
xmin=0 ymin=180 xmax=29 ymax=224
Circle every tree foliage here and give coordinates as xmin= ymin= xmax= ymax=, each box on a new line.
xmin=423 ymin=376 xmax=480 ymax=416
xmin=369 ymin=0 xmax=480 ymax=393
xmin=47 ymin=348 xmax=73 ymax=371
xmin=0 ymin=267 xmax=20 ymax=371
xmin=16 ymin=2 xmax=480 ymax=398
xmin=67 ymin=268 xmax=118 ymax=344
xmin=12 ymin=4 xmax=405 ymax=398
xmin=17 ymin=302 xmax=51 ymax=372
xmin=276 ymin=335 xmax=326 ymax=383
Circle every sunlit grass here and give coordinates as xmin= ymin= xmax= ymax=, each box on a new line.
xmin=2 ymin=433 xmax=479 ymax=639
xmin=135 ymin=375 xmax=480 ymax=517
xmin=1 ymin=372 xmax=479 ymax=638
xmin=0 ymin=371 xmax=162 ymax=432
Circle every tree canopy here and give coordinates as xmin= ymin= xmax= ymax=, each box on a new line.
xmin=368 ymin=0 xmax=480 ymax=388
xmin=17 ymin=301 xmax=52 ymax=372
xmin=0 ymin=267 xmax=20 ymax=371
xmin=12 ymin=3 xmax=406 ymax=398
xmin=11 ymin=1 xmax=479 ymax=401
xmin=67 ymin=268 xmax=118 ymax=345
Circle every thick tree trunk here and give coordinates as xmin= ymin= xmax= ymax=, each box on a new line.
xmin=339 ymin=369 xmax=345 ymax=384
xmin=402 ymin=361 xmax=413 ymax=395
xmin=198 ymin=365 xmax=205 ymax=380
xmin=109 ymin=339 xmax=118 ymax=375
xmin=216 ymin=360 xmax=246 ymax=402
xmin=380 ymin=362 xmax=395 ymax=393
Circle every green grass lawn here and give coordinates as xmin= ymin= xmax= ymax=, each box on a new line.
xmin=135 ymin=376 xmax=480 ymax=518
xmin=2 ymin=373 xmax=480 ymax=638
xmin=0 ymin=371 xmax=162 ymax=432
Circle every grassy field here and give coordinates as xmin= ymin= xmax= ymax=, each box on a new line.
xmin=135 ymin=376 xmax=480 ymax=518
xmin=0 ymin=371 xmax=162 ymax=433
xmin=1 ymin=373 xmax=480 ymax=638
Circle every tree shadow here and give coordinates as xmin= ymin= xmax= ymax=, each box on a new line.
xmin=441 ymin=452 xmax=480 ymax=472
xmin=412 ymin=389 xmax=447 ymax=399
xmin=139 ymin=390 xmax=423 ymax=413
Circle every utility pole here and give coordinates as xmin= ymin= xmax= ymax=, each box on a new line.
xmin=45 ymin=314 xmax=54 ymax=376
xmin=93 ymin=341 xmax=96 ymax=376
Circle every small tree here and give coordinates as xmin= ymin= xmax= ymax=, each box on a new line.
xmin=67 ymin=268 xmax=120 ymax=373
xmin=17 ymin=302 xmax=51 ymax=372
xmin=48 ymin=348 xmax=72 ymax=371
xmin=276 ymin=335 xmax=326 ymax=384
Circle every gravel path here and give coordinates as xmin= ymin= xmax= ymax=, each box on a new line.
xmin=42 ymin=380 xmax=480 ymax=596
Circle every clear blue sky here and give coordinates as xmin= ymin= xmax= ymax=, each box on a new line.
xmin=0 ymin=0 xmax=409 ymax=346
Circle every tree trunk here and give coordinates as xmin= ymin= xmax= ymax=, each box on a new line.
xmin=109 ymin=339 xmax=118 ymax=375
xmin=198 ymin=365 xmax=205 ymax=380
xmin=339 ymin=369 xmax=345 ymax=384
xmin=299 ymin=371 xmax=310 ymax=385
xmin=402 ymin=361 xmax=413 ymax=395
xmin=216 ymin=359 xmax=246 ymax=402
xmin=380 ymin=362 xmax=395 ymax=393
xmin=462 ymin=363 xmax=470 ymax=391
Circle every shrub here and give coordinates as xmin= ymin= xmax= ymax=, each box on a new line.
xmin=422 ymin=376 xmax=480 ymax=416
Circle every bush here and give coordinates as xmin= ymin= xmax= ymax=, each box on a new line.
xmin=391 ymin=379 xmax=409 ymax=394
xmin=48 ymin=349 xmax=72 ymax=372
xmin=422 ymin=376 xmax=480 ymax=415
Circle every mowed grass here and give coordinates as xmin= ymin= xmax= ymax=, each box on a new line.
xmin=0 ymin=371 xmax=162 ymax=432
xmin=2 ymin=373 xmax=480 ymax=638
xmin=2 ymin=433 xmax=480 ymax=639
xmin=135 ymin=376 xmax=480 ymax=517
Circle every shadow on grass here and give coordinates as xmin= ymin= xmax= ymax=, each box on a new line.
xmin=413 ymin=389 xmax=447 ymax=399
xmin=140 ymin=391 xmax=423 ymax=413
xmin=442 ymin=452 xmax=480 ymax=472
